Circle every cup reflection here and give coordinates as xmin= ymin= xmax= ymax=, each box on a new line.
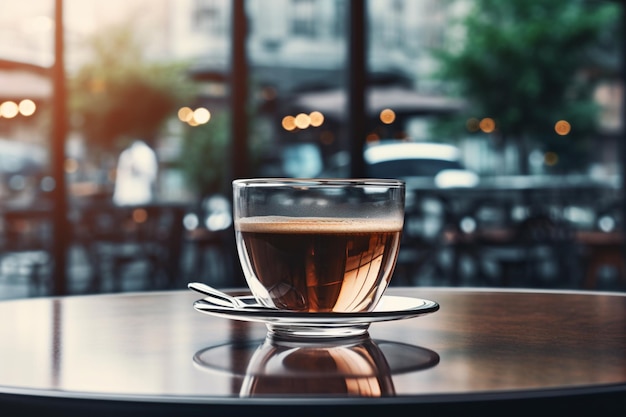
xmin=193 ymin=335 xmax=440 ymax=397
xmin=240 ymin=335 xmax=394 ymax=397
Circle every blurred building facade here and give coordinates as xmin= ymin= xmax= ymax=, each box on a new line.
xmin=160 ymin=0 xmax=623 ymax=180
xmin=0 ymin=0 xmax=623 ymax=192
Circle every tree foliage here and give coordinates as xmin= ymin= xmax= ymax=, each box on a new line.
xmin=177 ymin=112 xmax=231 ymax=197
xmin=69 ymin=23 xmax=194 ymax=153
xmin=432 ymin=0 xmax=621 ymax=173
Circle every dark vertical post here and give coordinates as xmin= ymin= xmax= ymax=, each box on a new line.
xmin=231 ymin=0 xmax=249 ymax=181
xmin=51 ymin=0 xmax=69 ymax=296
xmin=348 ymin=0 xmax=367 ymax=178
xmin=621 ymin=1 xmax=626 ymax=266
xmin=229 ymin=0 xmax=251 ymax=373
xmin=230 ymin=0 xmax=249 ymax=287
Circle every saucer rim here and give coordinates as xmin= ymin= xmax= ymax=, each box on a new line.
xmin=192 ymin=294 xmax=439 ymax=325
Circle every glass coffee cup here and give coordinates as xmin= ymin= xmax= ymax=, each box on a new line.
xmin=233 ymin=179 xmax=405 ymax=316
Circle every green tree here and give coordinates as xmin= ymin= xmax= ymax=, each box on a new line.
xmin=432 ymin=0 xmax=621 ymax=174
xmin=69 ymin=23 xmax=194 ymax=154
xmin=176 ymin=108 xmax=270 ymax=198
xmin=177 ymin=111 xmax=231 ymax=197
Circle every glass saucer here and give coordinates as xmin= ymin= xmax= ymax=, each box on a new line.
xmin=193 ymin=294 xmax=439 ymax=339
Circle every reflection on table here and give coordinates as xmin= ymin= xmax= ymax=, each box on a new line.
xmin=194 ymin=335 xmax=439 ymax=397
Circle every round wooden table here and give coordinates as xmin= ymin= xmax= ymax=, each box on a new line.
xmin=0 ymin=287 xmax=624 ymax=416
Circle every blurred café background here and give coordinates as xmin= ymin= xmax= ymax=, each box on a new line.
xmin=0 ymin=0 xmax=623 ymax=299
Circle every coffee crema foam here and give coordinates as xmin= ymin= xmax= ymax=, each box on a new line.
xmin=236 ymin=216 xmax=403 ymax=234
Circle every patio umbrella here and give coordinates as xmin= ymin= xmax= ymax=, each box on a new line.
xmin=293 ymin=85 xmax=466 ymax=120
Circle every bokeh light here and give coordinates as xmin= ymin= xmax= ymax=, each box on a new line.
xmin=178 ymin=106 xmax=193 ymax=122
xmin=64 ymin=158 xmax=79 ymax=174
xmin=544 ymin=152 xmax=559 ymax=166
xmin=178 ymin=106 xmax=212 ymax=126
xmin=89 ymin=78 xmax=106 ymax=94
xmin=40 ymin=176 xmax=55 ymax=192
xmin=282 ymin=115 xmax=296 ymax=131
xmin=309 ymin=111 xmax=324 ymax=127
xmin=295 ymin=113 xmax=311 ymax=129
xmin=554 ymin=120 xmax=571 ymax=136
xmin=282 ymin=111 xmax=325 ymax=131
xmin=132 ymin=208 xmax=148 ymax=223
xmin=466 ymin=117 xmax=480 ymax=132
xmin=366 ymin=133 xmax=380 ymax=143
xmin=380 ymin=108 xmax=396 ymax=124
xmin=183 ymin=213 xmax=200 ymax=230
xmin=18 ymin=99 xmax=36 ymax=116
xmin=0 ymin=101 xmax=19 ymax=118
xmin=479 ymin=117 xmax=496 ymax=133
xmin=193 ymin=107 xmax=211 ymax=124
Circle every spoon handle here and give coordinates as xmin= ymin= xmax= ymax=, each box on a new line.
xmin=193 ymin=298 xmax=275 ymax=312
xmin=187 ymin=282 xmax=240 ymax=308
xmin=188 ymin=282 xmax=277 ymax=310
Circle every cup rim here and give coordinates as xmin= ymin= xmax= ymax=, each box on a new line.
xmin=233 ymin=178 xmax=405 ymax=188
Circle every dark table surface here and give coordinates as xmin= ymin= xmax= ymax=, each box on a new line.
xmin=0 ymin=287 xmax=624 ymax=416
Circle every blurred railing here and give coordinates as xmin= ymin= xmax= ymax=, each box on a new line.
xmin=392 ymin=175 xmax=624 ymax=291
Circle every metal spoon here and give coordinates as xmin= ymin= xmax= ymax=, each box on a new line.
xmin=187 ymin=282 xmax=271 ymax=310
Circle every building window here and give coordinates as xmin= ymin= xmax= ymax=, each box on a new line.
xmin=389 ymin=0 xmax=405 ymax=48
xmin=193 ymin=0 xmax=226 ymax=35
xmin=331 ymin=0 xmax=346 ymax=38
xmin=291 ymin=0 xmax=318 ymax=38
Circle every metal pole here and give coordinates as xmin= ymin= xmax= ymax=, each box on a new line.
xmin=619 ymin=2 xmax=626 ymax=272
xmin=51 ymin=0 xmax=69 ymax=296
xmin=231 ymin=0 xmax=249 ymax=181
xmin=348 ymin=0 xmax=367 ymax=178
xmin=230 ymin=0 xmax=249 ymax=287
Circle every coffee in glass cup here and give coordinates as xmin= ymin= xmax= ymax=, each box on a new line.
xmin=233 ymin=179 xmax=405 ymax=314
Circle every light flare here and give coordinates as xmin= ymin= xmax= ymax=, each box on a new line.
xmin=479 ymin=117 xmax=496 ymax=133
xmin=0 ymin=101 xmax=19 ymax=118
xmin=19 ymin=99 xmax=36 ymax=116
xmin=555 ymin=120 xmax=571 ymax=136
xmin=380 ymin=108 xmax=396 ymax=124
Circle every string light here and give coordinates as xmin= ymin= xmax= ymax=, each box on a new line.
xmin=554 ymin=120 xmax=571 ymax=136
xmin=380 ymin=108 xmax=396 ymax=124
xmin=479 ymin=117 xmax=496 ymax=133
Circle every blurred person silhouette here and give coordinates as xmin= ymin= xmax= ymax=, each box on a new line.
xmin=112 ymin=140 xmax=158 ymax=206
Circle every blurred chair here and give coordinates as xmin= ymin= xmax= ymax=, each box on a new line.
xmin=183 ymin=195 xmax=236 ymax=287
xmin=515 ymin=212 xmax=579 ymax=286
xmin=579 ymin=229 xmax=625 ymax=290
xmin=442 ymin=194 xmax=513 ymax=286
xmin=75 ymin=202 xmax=186 ymax=292
xmin=392 ymin=194 xmax=449 ymax=286
xmin=579 ymin=196 xmax=625 ymax=290
xmin=471 ymin=210 xmax=580 ymax=288
xmin=0 ymin=207 xmax=53 ymax=296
